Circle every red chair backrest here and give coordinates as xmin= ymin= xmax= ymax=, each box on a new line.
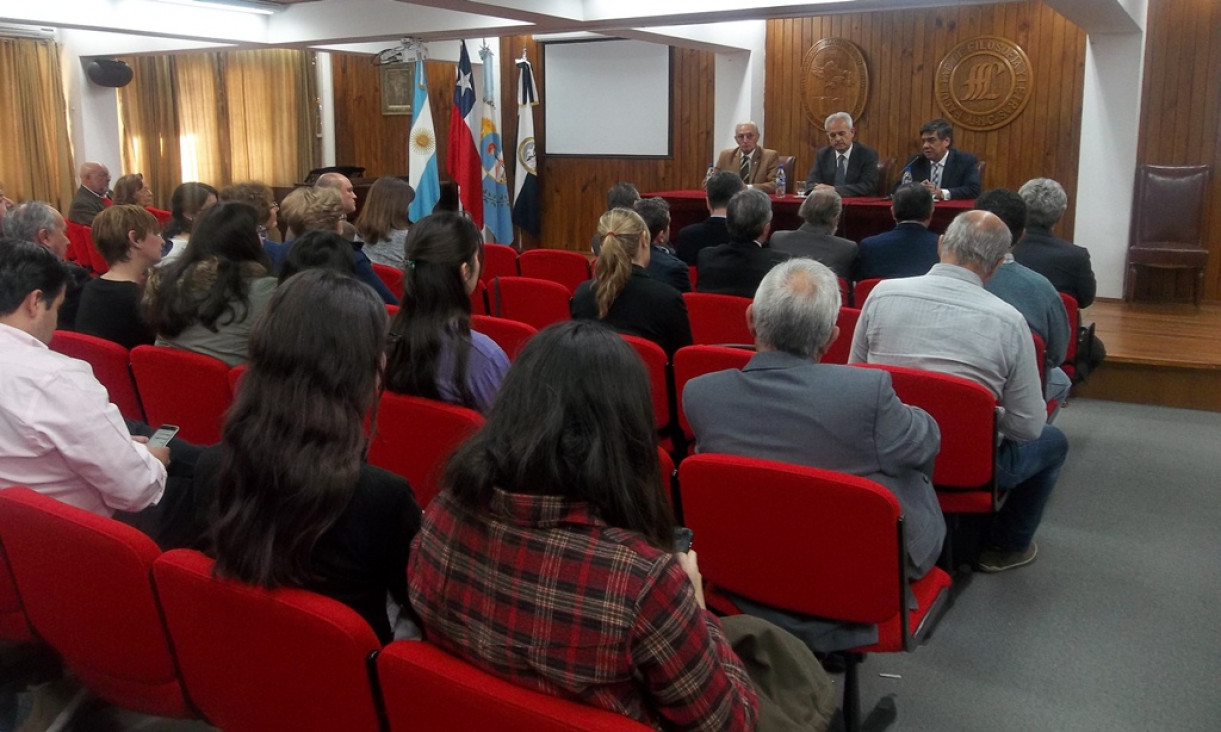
xmin=471 ymin=314 xmax=538 ymax=361
xmin=853 ymin=278 xmax=882 ymax=307
xmin=679 ymin=455 xmax=902 ymax=624
xmin=153 ymin=549 xmax=382 ymax=731
xmin=681 ymin=292 xmax=752 ymax=346
xmin=49 ymin=330 xmax=145 ymax=422
xmin=620 ymin=335 xmax=672 ymax=430
xmin=376 ymin=640 xmax=651 ymax=732
xmin=490 ymin=276 xmax=572 ymax=330
xmin=1059 ymin=292 xmax=1079 ymax=376
xmin=130 ymin=346 xmax=233 ymax=445
xmin=482 ymin=243 xmax=520 ymax=283
xmin=65 ymin=221 xmax=108 ymax=275
xmin=0 ymin=542 xmax=33 ymax=643
xmin=0 ymin=487 xmax=190 ymax=717
xmin=227 ymin=364 xmax=247 ymax=398
xmin=688 ymin=265 xmax=698 ymax=290
xmin=672 ymin=345 xmax=753 ymax=440
xmin=822 ymin=307 xmax=860 ymax=365
xmin=517 ymin=249 xmax=592 ymax=295
xmin=371 ymin=263 xmax=404 ymax=299
xmin=367 ymin=392 xmax=485 ymax=508
xmin=146 ymin=207 xmax=173 ymax=226
xmin=1032 ymin=332 xmax=1048 ymax=392
xmin=470 ymin=279 xmax=489 ymax=315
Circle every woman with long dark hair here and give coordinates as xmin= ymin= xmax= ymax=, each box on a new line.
xmin=161 ymin=181 xmax=217 ymax=263
xmin=408 ymin=321 xmax=757 ymax=729
xmin=383 ymin=212 xmax=508 ymax=413
xmin=195 ymin=270 xmax=421 ymax=644
xmin=143 ymin=201 xmax=277 ymax=366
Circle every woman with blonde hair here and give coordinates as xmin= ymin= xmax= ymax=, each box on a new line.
xmin=354 ymin=176 xmax=414 ymax=268
xmin=571 ymin=208 xmax=692 ymax=356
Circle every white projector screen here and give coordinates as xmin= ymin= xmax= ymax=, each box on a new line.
xmin=543 ymin=39 xmax=672 ymax=157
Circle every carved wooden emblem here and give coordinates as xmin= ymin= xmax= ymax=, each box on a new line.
xmin=936 ymin=36 xmax=1032 ymax=131
xmin=801 ymin=38 xmax=869 ymax=131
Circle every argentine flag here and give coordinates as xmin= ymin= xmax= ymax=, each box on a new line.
xmin=409 ymin=59 xmax=440 ymax=221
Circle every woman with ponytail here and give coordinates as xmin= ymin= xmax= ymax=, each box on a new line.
xmin=571 ymin=208 xmax=692 ymax=356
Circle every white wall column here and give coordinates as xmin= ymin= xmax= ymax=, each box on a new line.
xmin=315 ymin=51 xmax=336 ymax=167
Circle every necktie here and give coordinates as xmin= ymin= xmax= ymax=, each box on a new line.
xmin=932 ymin=162 xmax=943 ymax=189
xmin=835 ymin=154 xmax=847 ymax=187
xmin=740 ymin=152 xmax=752 ymax=183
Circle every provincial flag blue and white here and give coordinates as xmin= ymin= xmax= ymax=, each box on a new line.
xmin=478 ymin=43 xmax=513 ymax=245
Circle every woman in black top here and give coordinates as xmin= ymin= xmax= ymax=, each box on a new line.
xmin=572 ymin=208 xmax=693 ymax=357
xmin=76 ymin=205 xmax=162 ymax=349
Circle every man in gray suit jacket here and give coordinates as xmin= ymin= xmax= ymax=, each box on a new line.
xmin=683 ymin=258 xmax=943 ymax=652
xmin=770 ymin=189 xmax=858 ymax=281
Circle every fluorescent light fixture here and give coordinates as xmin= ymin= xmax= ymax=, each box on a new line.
xmin=153 ymin=0 xmax=282 ymax=15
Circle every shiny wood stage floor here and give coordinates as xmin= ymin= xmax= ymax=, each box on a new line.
xmin=1073 ymin=299 xmax=1221 ymax=411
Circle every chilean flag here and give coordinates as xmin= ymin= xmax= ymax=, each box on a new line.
xmin=446 ymin=41 xmax=483 ymax=229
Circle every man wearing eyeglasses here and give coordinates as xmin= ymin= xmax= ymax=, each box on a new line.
xmin=714 ymin=122 xmax=780 ymax=195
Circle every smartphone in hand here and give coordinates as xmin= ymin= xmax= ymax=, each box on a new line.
xmin=672 ymin=527 xmax=694 ymax=554
xmin=147 ymin=424 xmax=180 ymax=448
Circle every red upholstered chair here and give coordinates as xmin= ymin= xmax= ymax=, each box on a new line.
xmin=130 ymin=346 xmax=232 ymax=445
xmin=367 ymin=392 xmax=484 ymax=508
xmin=0 ymin=543 xmax=33 ymax=643
xmin=385 ymin=303 xmax=400 ymax=319
xmin=471 ymin=314 xmax=538 ymax=361
xmin=1059 ymin=292 xmax=1081 ymax=382
xmin=838 ymin=277 xmax=850 ymax=305
xmin=0 ymin=487 xmax=191 ymax=718
xmin=489 ymin=276 xmax=572 ymax=330
xmin=852 ymin=278 xmax=882 ymax=308
xmin=153 ymin=549 xmax=382 ymax=732
xmin=517 ymin=248 xmax=592 ymax=295
xmin=65 ymin=221 xmax=108 ymax=275
xmin=371 ymin=262 xmax=404 ymax=300
xmin=822 ymin=307 xmax=860 ymax=365
xmin=481 ymin=242 xmax=520 ymax=283
xmin=49 ymin=330 xmax=145 ymax=422
xmin=376 ymin=640 xmax=651 ymax=732
xmin=226 ymin=364 xmax=247 ymax=398
xmin=678 ymin=455 xmax=951 ymax=732
xmin=470 ymin=279 xmax=489 ymax=315
xmin=682 ymin=292 xmax=753 ymax=346
xmin=688 ymin=265 xmax=698 ymax=290
xmin=620 ymin=335 xmax=672 ymax=436
xmin=672 ymin=345 xmax=753 ymax=444
xmin=1032 ymin=332 xmax=1048 ymax=394
xmin=145 ymin=207 xmax=172 ymax=226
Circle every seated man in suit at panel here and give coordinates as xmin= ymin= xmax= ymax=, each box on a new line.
xmin=770 ymin=189 xmax=858 ymax=281
xmin=896 ymin=118 xmax=981 ymax=201
xmin=676 ymin=171 xmax=742 ymax=265
xmin=855 ymin=183 xmax=941 ymax=281
xmin=592 ymin=182 xmax=640 ymax=255
xmin=634 ymin=197 xmax=690 ymax=293
xmin=714 ymin=121 xmax=779 ymax=194
xmin=67 ymin=161 xmax=112 ymax=226
xmin=851 ymin=210 xmax=1068 ymax=573
xmin=684 ymin=257 xmax=943 ymax=652
xmin=806 ymin=112 xmax=880 ymax=198
xmin=696 ymin=188 xmax=789 ymax=298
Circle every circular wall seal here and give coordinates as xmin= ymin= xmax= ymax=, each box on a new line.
xmin=801 ymin=38 xmax=869 ymax=131
xmin=935 ymin=36 xmax=1032 ymax=131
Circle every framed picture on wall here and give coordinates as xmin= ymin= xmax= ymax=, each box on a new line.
xmin=381 ymin=62 xmax=414 ymax=116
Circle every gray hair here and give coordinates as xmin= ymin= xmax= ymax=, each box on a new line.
xmin=752 ymin=258 xmax=842 ymax=359
xmin=940 ymin=210 xmax=1012 ymax=272
xmin=824 ymin=112 xmax=853 ymax=129
xmin=726 ymin=188 xmax=773 ymax=242
xmin=799 ymin=189 xmax=842 ymax=232
xmin=5 ymin=202 xmax=63 ymax=244
xmin=1018 ymin=178 xmax=1068 ymax=229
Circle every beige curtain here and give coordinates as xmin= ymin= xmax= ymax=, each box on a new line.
xmin=0 ymin=38 xmax=76 ymax=210
xmin=117 ymin=56 xmax=181 ymax=209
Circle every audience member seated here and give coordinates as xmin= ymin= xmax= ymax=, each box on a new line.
xmin=770 ymin=189 xmax=858 ymax=281
xmin=684 ymin=258 xmax=943 ymax=652
xmin=634 ymin=196 xmax=691 ymax=293
xmin=315 ymin=171 xmax=358 ymax=218
xmin=0 ymin=239 xmax=167 ymax=516
xmin=0 ymin=179 xmax=13 ymax=236
xmin=408 ymin=321 xmax=763 ymax=730
xmin=591 ymin=181 xmax=640 ymax=255
xmin=696 ymin=188 xmax=789 ymax=298
xmin=851 ymin=211 xmax=1068 ymax=573
xmin=219 ymin=181 xmax=280 ymax=246
xmin=144 ymin=201 xmax=277 ymax=367
xmin=67 ymin=161 xmax=111 ymax=226
xmin=111 ymin=172 xmax=154 ymax=207
xmin=193 ymin=270 xmax=422 ymax=644
xmin=1014 ymin=178 xmax=1097 ymax=309
xmin=975 ymin=189 xmax=1072 ymax=414
xmin=572 ymin=208 xmax=693 ymax=357
xmin=76 ymin=205 xmax=161 ymax=349
xmin=277 ymin=230 xmax=357 ymax=283
xmin=354 ymin=176 xmax=415 ymax=269
xmin=161 ymin=182 xmax=218 ymax=265
xmin=383 ymin=212 xmax=509 ymax=414
xmin=4 ymin=201 xmax=90 ymax=330
xmin=855 ymin=183 xmax=941 ymax=281
xmin=676 ymin=171 xmax=743 ymax=265
xmin=281 ymin=186 xmax=398 ymax=304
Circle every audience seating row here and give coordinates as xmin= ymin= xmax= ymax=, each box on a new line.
xmin=62 ymin=208 xmax=172 ymax=277
xmin=370 ymin=246 xmax=592 ymax=300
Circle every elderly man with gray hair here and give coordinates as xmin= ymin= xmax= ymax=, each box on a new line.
xmin=770 ymin=189 xmax=858 ymax=280
xmin=851 ymin=210 xmax=1069 ymax=573
xmin=806 ymin=112 xmax=880 ymax=197
xmin=1013 ymin=178 xmax=1097 ymax=309
xmin=684 ymin=257 xmax=942 ymax=652
xmin=695 ymin=188 xmax=788 ymax=298
xmin=4 ymin=201 xmax=91 ymax=330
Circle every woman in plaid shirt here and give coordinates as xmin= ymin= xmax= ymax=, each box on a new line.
xmin=408 ymin=321 xmax=758 ymax=730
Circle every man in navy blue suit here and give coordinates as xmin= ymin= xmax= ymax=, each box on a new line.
xmin=896 ymin=119 xmax=981 ymax=201
xmin=855 ymin=184 xmax=941 ymax=281
xmin=676 ymin=171 xmax=743 ymax=265
xmin=634 ymin=197 xmax=691 ymax=293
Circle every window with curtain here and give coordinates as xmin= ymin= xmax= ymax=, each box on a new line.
xmin=0 ymin=37 xmax=76 ymax=211
xmin=118 ymin=48 xmax=318 ymax=200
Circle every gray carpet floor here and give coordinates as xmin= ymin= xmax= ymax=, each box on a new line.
xmin=854 ymin=397 xmax=1221 ymax=731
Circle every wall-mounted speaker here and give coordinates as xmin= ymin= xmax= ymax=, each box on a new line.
xmin=86 ymin=59 xmax=133 ymax=88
